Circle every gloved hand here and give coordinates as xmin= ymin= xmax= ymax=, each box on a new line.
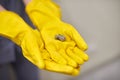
xmin=0 ymin=11 xmax=45 ymax=69
xmin=25 ymin=0 xmax=89 ymax=75
xmin=0 ymin=10 xmax=80 ymax=75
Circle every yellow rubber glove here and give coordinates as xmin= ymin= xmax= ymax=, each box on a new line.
xmin=26 ymin=0 xmax=89 ymax=68
xmin=0 ymin=10 xmax=80 ymax=75
xmin=0 ymin=11 xmax=45 ymax=68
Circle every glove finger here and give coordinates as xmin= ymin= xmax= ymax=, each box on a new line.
xmin=66 ymin=48 xmax=84 ymax=65
xmin=45 ymin=60 xmax=74 ymax=74
xmin=73 ymin=29 xmax=88 ymax=51
xmin=72 ymin=67 xmax=80 ymax=76
xmin=47 ymin=48 xmax=67 ymax=65
xmin=74 ymin=47 xmax=89 ymax=61
xmin=67 ymin=25 xmax=88 ymax=51
xmin=59 ymin=49 xmax=77 ymax=68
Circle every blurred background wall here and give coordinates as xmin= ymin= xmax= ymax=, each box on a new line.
xmin=39 ymin=0 xmax=120 ymax=80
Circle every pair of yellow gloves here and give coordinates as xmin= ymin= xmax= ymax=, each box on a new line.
xmin=0 ymin=0 xmax=89 ymax=75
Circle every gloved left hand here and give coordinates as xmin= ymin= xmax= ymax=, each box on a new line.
xmin=26 ymin=0 xmax=89 ymax=69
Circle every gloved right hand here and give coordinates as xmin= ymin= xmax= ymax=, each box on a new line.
xmin=0 ymin=11 xmax=45 ymax=69
xmin=0 ymin=10 xmax=80 ymax=75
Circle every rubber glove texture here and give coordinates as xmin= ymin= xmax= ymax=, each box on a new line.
xmin=26 ymin=0 xmax=89 ymax=68
xmin=0 ymin=11 xmax=45 ymax=69
xmin=34 ymin=30 xmax=80 ymax=75
xmin=0 ymin=11 xmax=80 ymax=75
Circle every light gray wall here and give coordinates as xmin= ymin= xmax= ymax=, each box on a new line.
xmin=40 ymin=0 xmax=120 ymax=80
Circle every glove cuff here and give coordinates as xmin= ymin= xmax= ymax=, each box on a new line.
xmin=25 ymin=0 xmax=61 ymax=30
xmin=0 ymin=11 xmax=32 ymax=45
